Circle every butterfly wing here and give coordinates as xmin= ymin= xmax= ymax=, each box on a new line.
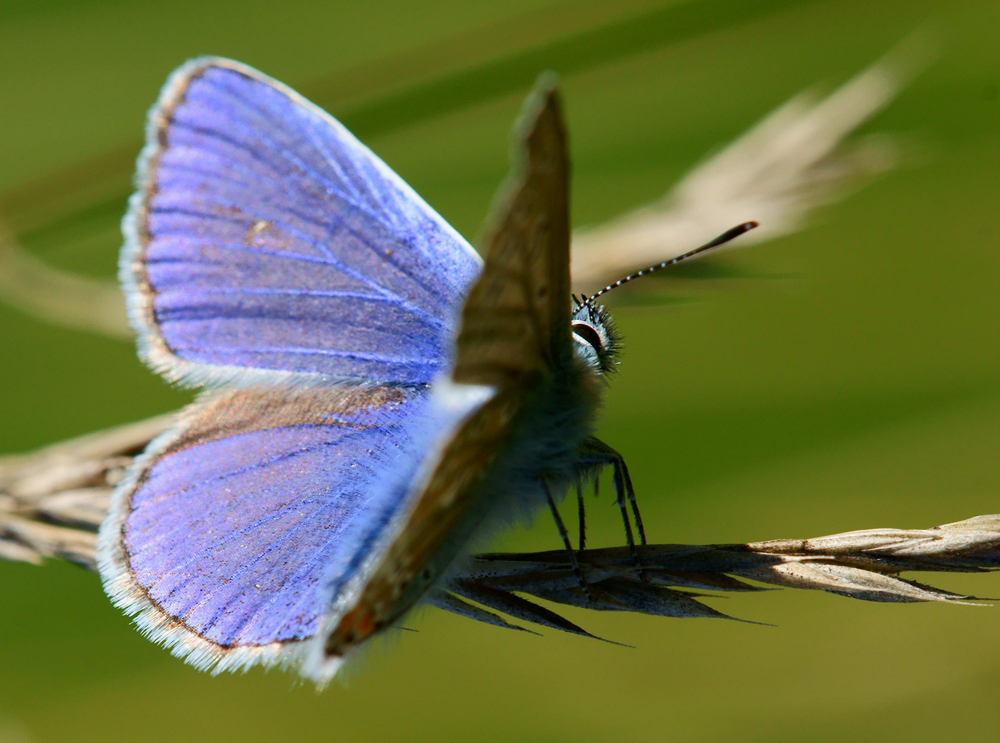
xmin=311 ymin=77 xmax=575 ymax=677
xmin=452 ymin=73 xmax=572 ymax=387
xmin=104 ymin=66 xmax=574 ymax=682
xmin=124 ymin=57 xmax=481 ymax=387
xmin=100 ymin=58 xmax=485 ymax=674
xmin=98 ymin=385 xmax=434 ymax=673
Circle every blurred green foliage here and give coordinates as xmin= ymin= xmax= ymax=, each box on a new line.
xmin=2 ymin=0 xmax=999 ymax=741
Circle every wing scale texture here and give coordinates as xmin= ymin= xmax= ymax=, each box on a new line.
xmin=99 ymin=386 xmax=430 ymax=672
xmin=124 ymin=57 xmax=481 ymax=387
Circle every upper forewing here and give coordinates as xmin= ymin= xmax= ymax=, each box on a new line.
xmin=124 ymin=58 xmax=481 ymax=388
xmin=451 ymin=76 xmax=572 ymax=388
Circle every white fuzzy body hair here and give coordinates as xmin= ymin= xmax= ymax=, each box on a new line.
xmin=487 ymin=371 xmax=600 ymax=527
xmin=430 ymin=352 xmax=604 ymax=588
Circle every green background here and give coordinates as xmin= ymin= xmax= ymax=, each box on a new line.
xmin=2 ymin=0 xmax=999 ymax=740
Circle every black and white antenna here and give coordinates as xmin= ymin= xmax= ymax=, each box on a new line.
xmin=582 ymin=221 xmax=759 ymax=306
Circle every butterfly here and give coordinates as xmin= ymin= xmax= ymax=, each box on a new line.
xmin=96 ymin=57 xmax=755 ymax=684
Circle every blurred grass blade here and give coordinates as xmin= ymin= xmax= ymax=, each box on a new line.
xmin=339 ymin=0 xmax=805 ymax=139
xmin=0 ymin=513 xmax=96 ymax=569
xmin=570 ymin=30 xmax=934 ymax=294
xmin=0 ymin=0 xmax=805 ymax=239
xmin=0 ymin=223 xmax=130 ymax=338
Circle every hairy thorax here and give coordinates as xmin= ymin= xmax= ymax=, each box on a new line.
xmin=477 ymin=353 xmax=604 ymax=531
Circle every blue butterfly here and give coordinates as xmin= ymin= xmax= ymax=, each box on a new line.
xmin=97 ymin=58 xmax=753 ymax=683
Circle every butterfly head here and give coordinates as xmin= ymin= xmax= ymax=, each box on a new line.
xmin=571 ymin=297 xmax=621 ymax=376
xmin=569 ymin=222 xmax=760 ymax=377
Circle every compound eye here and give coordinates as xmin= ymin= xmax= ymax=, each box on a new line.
xmin=572 ymin=322 xmax=603 ymax=352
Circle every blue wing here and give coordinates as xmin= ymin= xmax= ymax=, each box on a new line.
xmin=101 ymin=59 xmax=492 ymax=677
xmin=123 ymin=57 xmax=482 ymax=387
xmin=98 ymin=386 xmax=434 ymax=673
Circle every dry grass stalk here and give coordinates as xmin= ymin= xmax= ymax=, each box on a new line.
xmin=2 ymin=415 xmax=996 ymax=637
xmin=0 ymin=415 xmax=173 ymax=567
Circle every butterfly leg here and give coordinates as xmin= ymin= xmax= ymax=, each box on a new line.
xmin=615 ymin=454 xmax=647 ymax=547
xmin=543 ymin=477 xmax=592 ymax=601
xmin=575 ymin=474 xmax=587 ymax=551
xmin=577 ymin=438 xmax=648 ymax=576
